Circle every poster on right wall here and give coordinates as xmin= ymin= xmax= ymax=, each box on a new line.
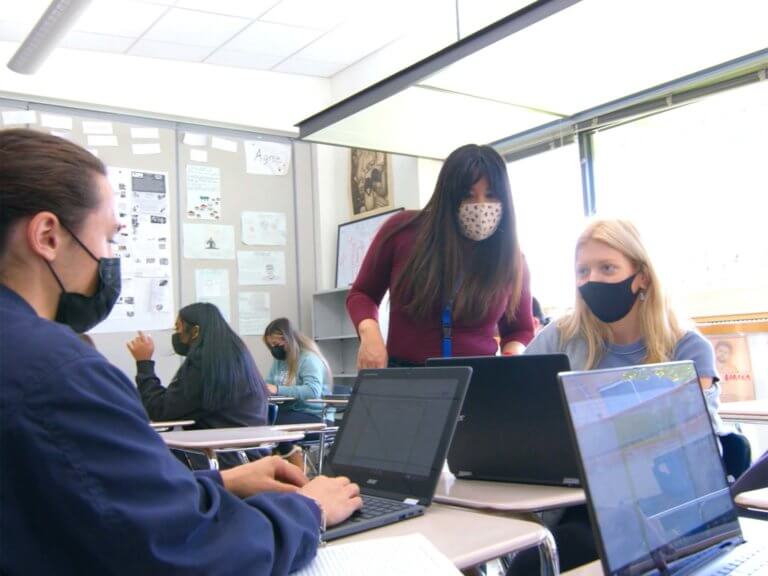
xmin=707 ymin=334 xmax=755 ymax=402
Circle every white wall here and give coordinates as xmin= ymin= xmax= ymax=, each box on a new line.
xmin=0 ymin=42 xmax=331 ymax=135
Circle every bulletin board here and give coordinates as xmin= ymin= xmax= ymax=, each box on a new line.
xmin=1 ymin=98 xmax=301 ymax=381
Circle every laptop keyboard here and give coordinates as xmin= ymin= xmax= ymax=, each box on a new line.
xmin=709 ymin=544 xmax=768 ymax=575
xmin=346 ymin=495 xmax=415 ymax=523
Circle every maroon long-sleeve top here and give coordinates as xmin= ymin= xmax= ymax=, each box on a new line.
xmin=346 ymin=211 xmax=534 ymax=364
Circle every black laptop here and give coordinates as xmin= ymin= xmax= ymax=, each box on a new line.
xmin=426 ymin=354 xmax=580 ymax=487
xmin=322 ymin=366 xmax=471 ymax=541
xmin=559 ymin=361 xmax=767 ymax=575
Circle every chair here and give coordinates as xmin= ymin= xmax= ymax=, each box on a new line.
xmin=721 ymin=431 xmax=752 ymax=481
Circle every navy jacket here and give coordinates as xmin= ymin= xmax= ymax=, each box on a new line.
xmin=0 ymin=285 xmax=321 ymax=575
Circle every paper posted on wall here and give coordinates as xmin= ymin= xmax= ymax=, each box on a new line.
xmin=237 ymin=250 xmax=286 ymax=285
xmin=183 ymin=223 xmax=235 ymax=260
xmin=186 ymin=165 xmax=221 ymax=220
xmin=244 ymin=140 xmax=291 ymax=175
xmin=241 ymin=211 xmax=287 ymax=246
xmin=195 ymin=269 xmax=231 ymax=322
xmin=238 ymin=292 xmax=271 ymax=335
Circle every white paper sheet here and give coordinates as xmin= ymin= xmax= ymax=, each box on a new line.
xmin=149 ymin=278 xmax=172 ymax=313
xmin=1 ymin=110 xmax=37 ymax=125
xmin=293 ymin=534 xmax=461 ymax=576
xmin=132 ymin=142 xmax=161 ymax=155
xmin=184 ymin=223 xmax=235 ymax=260
xmin=241 ymin=211 xmax=287 ymax=246
xmin=82 ymin=120 xmax=113 ymax=135
xmin=211 ymin=136 xmax=237 ymax=152
xmin=238 ymin=292 xmax=271 ymax=335
xmin=186 ymin=165 xmax=221 ymax=220
xmin=88 ymin=134 xmax=119 ymax=147
xmin=190 ymin=149 xmax=208 ymax=162
xmin=40 ymin=113 xmax=73 ymax=130
xmin=130 ymin=127 xmax=160 ymax=139
xmin=237 ymin=250 xmax=285 ymax=285
xmin=183 ymin=132 xmax=208 ymax=146
xmin=244 ymin=140 xmax=291 ymax=175
xmin=195 ymin=269 xmax=231 ymax=322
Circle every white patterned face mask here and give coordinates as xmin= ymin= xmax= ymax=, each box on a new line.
xmin=457 ymin=201 xmax=503 ymax=241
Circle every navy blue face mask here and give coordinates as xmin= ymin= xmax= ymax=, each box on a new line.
xmin=578 ymin=273 xmax=639 ymax=324
xmin=47 ymin=226 xmax=121 ymax=334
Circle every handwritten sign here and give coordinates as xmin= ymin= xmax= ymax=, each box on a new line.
xmin=244 ymin=140 xmax=291 ymax=176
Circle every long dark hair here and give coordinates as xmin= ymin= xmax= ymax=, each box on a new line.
xmin=177 ymin=302 xmax=267 ymax=412
xmin=385 ymin=144 xmax=522 ymax=323
xmin=0 ymin=128 xmax=105 ymax=257
xmin=263 ymin=317 xmax=331 ymax=387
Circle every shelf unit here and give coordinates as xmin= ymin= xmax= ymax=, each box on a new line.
xmin=312 ymin=287 xmax=389 ymax=385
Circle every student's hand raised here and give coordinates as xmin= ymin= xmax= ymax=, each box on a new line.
xmin=220 ymin=455 xmax=309 ymax=498
xmin=126 ymin=331 xmax=155 ymax=361
xmin=299 ymin=475 xmax=363 ymax=527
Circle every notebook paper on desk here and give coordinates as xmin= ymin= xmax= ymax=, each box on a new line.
xmin=294 ymin=534 xmax=460 ymax=576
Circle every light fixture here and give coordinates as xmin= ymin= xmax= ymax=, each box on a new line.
xmin=7 ymin=0 xmax=93 ymax=74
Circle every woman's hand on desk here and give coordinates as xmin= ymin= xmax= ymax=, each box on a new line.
xmin=221 ymin=455 xmax=309 ymax=498
xmin=266 ymin=383 xmax=278 ymax=395
xmin=357 ymin=319 xmax=388 ymax=369
xmin=299 ymin=475 xmax=363 ymax=527
xmin=126 ymin=331 xmax=154 ymax=361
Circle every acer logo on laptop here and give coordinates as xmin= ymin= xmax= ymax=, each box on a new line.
xmin=366 ymin=479 xmax=379 ymax=485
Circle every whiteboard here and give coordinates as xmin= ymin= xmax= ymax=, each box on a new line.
xmin=336 ymin=208 xmax=403 ymax=289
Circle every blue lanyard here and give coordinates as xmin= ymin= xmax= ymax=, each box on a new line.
xmin=441 ymin=302 xmax=453 ymax=358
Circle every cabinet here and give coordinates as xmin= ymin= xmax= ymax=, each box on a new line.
xmin=312 ymin=287 xmax=389 ymax=385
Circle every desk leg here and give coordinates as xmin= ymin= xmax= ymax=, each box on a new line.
xmin=318 ymin=429 xmax=326 ymax=475
xmin=204 ymin=448 xmax=219 ymax=471
xmin=538 ymin=529 xmax=559 ymax=576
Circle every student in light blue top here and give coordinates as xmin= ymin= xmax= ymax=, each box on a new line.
xmin=264 ymin=318 xmax=333 ymax=464
xmin=525 ymin=218 xmax=724 ymax=433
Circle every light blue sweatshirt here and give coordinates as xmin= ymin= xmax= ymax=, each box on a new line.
xmin=268 ymin=351 xmax=332 ymax=417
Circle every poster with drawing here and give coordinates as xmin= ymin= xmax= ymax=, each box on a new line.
xmin=241 ymin=211 xmax=287 ymax=246
xmin=336 ymin=208 xmax=403 ymax=288
xmin=183 ymin=223 xmax=235 ymax=260
xmin=91 ymin=167 xmax=174 ymax=333
xmin=708 ymin=334 xmax=755 ymax=402
xmin=186 ymin=164 xmax=221 ymax=220
xmin=350 ymin=148 xmax=392 ymax=218
xmin=237 ymin=251 xmax=286 ymax=285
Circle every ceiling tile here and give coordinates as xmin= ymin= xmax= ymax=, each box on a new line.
xmin=273 ymin=57 xmax=347 ymax=77
xmin=0 ymin=0 xmax=52 ymax=23
xmin=61 ymin=31 xmax=136 ymax=53
xmin=142 ymin=7 xmax=249 ymax=47
xmin=219 ymin=21 xmax=321 ymax=57
xmin=260 ymin=0 xmax=354 ymax=30
xmin=175 ymin=0 xmax=279 ymax=19
xmin=0 ymin=20 xmax=31 ymax=42
xmin=128 ymin=39 xmax=212 ymax=61
xmin=205 ymin=50 xmax=285 ymax=70
xmin=75 ymin=0 xmax=169 ymax=37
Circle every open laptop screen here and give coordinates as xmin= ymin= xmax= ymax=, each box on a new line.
xmin=560 ymin=362 xmax=740 ymax=575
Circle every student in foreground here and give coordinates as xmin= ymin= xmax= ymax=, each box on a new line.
xmin=127 ymin=302 xmax=269 ymax=469
xmin=347 ymin=144 xmax=534 ymax=367
xmin=0 ymin=128 xmax=362 ymax=575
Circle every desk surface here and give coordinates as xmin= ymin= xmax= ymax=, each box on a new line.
xmin=159 ymin=426 xmax=304 ymax=449
xmin=149 ymin=420 xmax=195 ymax=430
xmin=305 ymin=398 xmax=350 ymax=406
xmin=434 ymin=471 xmax=586 ymax=512
xmin=269 ymin=395 xmax=295 ymax=403
xmin=330 ymin=503 xmax=548 ymax=570
xmin=719 ymin=400 xmax=768 ymax=422
xmin=735 ymin=487 xmax=768 ymax=511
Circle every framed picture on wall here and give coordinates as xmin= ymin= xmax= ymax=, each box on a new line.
xmin=350 ymin=148 xmax=392 ymax=218
xmin=336 ymin=208 xmax=403 ymax=288
xmin=706 ymin=334 xmax=756 ymax=402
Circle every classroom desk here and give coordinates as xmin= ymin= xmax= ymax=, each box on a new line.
xmin=719 ymin=400 xmax=768 ymax=424
xmin=435 ymin=470 xmax=586 ymax=512
xmin=149 ymin=419 xmax=195 ymax=431
xmin=735 ymin=487 xmax=768 ymax=512
xmin=160 ymin=426 xmax=305 ymax=470
xmin=560 ymin=517 xmax=768 ymax=576
xmin=269 ymin=395 xmax=295 ymax=404
xmin=331 ymin=503 xmax=558 ymax=574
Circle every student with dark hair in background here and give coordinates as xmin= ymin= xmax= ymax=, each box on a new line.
xmin=531 ymin=296 xmax=550 ymax=334
xmin=347 ymin=143 xmax=534 ymax=367
xmin=0 ymin=128 xmax=361 ymax=575
xmin=127 ymin=302 xmax=269 ymax=468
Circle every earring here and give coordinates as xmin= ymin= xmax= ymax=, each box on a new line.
xmin=639 ymin=290 xmax=647 ymax=301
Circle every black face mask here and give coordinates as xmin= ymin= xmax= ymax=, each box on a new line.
xmin=172 ymin=332 xmax=190 ymax=356
xmin=47 ymin=227 xmax=121 ymax=334
xmin=269 ymin=345 xmax=287 ymax=360
xmin=578 ymin=273 xmax=639 ymax=324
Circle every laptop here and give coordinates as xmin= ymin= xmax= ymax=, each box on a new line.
xmin=426 ymin=354 xmax=580 ymax=486
xmin=322 ymin=366 xmax=471 ymax=541
xmin=559 ymin=361 xmax=767 ymax=575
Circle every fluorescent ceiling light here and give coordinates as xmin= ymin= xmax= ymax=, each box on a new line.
xmin=7 ymin=0 xmax=93 ymax=74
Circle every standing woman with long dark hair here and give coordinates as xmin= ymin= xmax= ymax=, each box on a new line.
xmin=347 ymin=144 xmax=534 ymax=367
xmin=127 ymin=302 xmax=268 ymax=467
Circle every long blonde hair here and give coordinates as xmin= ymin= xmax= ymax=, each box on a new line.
xmin=263 ymin=317 xmax=332 ymax=387
xmin=558 ymin=218 xmax=684 ymax=368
